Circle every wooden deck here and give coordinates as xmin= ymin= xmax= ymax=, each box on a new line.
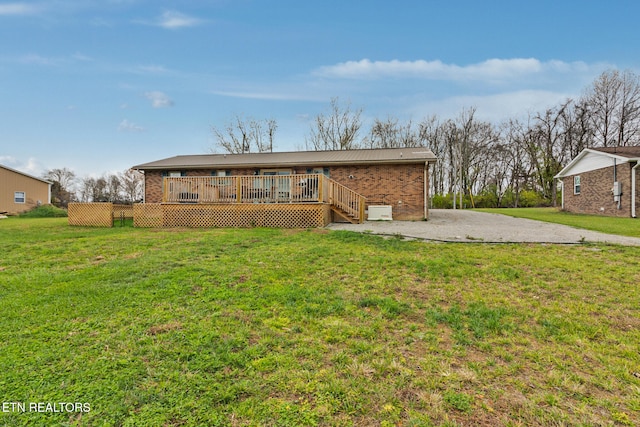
xmin=162 ymin=174 xmax=365 ymax=224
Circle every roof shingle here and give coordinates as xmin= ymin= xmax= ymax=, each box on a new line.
xmin=133 ymin=147 xmax=437 ymax=170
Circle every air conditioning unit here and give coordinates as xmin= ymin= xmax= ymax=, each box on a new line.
xmin=368 ymin=205 xmax=393 ymax=221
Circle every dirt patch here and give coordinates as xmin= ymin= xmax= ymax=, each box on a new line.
xmin=147 ymin=321 xmax=183 ymax=335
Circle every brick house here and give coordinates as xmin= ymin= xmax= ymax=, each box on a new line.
xmin=132 ymin=147 xmax=437 ymax=222
xmin=555 ymin=147 xmax=640 ymax=218
xmin=0 ymin=164 xmax=51 ymax=215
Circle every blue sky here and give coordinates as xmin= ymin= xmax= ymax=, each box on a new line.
xmin=1 ymin=0 xmax=639 ymax=178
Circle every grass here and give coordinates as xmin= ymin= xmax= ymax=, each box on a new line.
xmin=1 ymin=218 xmax=640 ymax=426
xmin=476 ymin=207 xmax=640 ymax=238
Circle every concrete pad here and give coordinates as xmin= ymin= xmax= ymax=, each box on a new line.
xmin=326 ymin=209 xmax=640 ymax=246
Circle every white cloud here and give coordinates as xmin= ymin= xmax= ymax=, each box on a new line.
xmin=72 ymin=52 xmax=93 ymax=62
xmin=314 ymin=58 xmax=593 ymax=83
xmin=135 ymin=64 xmax=169 ymax=74
xmin=0 ymin=3 xmax=40 ymax=16
xmin=144 ymin=91 xmax=174 ymax=108
xmin=0 ymin=155 xmax=17 ymax=165
xmin=22 ymin=157 xmax=41 ymax=174
xmin=0 ymin=156 xmax=44 ymax=176
xmin=118 ymin=119 xmax=145 ymax=132
xmin=408 ymin=90 xmax=574 ymax=122
xmin=210 ymin=89 xmax=321 ymax=102
xmin=156 ymin=10 xmax=202 ymax=29
xmin=18 ymin=54 xmax=57 ymax=66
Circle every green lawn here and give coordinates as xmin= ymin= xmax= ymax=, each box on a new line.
xmin=1 ymin=218 xmax=640 ymax=426
xmin=476 ymin=207 xmax=640 ymax=238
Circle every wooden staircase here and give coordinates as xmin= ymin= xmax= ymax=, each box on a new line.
xmin=326 ymin=179 xmax=366 ymax=224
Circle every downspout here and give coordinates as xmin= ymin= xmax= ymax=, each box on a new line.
xmin=423 ymin=162 xmax=428 ymax=220
xmin=633 ymin=163 xmax=637 ymax=218
xmin=139 ymin=170 xmax=146 ymax=204
xmin=559 ymin=179 xmax=564 ymax=210
xmin=614 ymin=158 xmax=621 ymax=210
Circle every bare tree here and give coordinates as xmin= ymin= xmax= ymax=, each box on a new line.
xmin=306 ymin=97 xmax=363 ymax=151
xmin=523 ymin=102 xmax=573 ymax=205
xmin=43 ymin=167 xmax=76 ymax=207
xmin=76 ymin=170 xmax=143 ymax=203
xmin=248 ymin=118 xmax=277 ymax=153
xmin=498 ymin=119 xmax=534 ymax=207
xmin=451 ymin=107 xmax=497 ymax=199
xmin=560 ymin=98 xmax=594 ymax=158
xmin=616 ymin=70 xmax=640 ymax=145
xmin=211 ymin=115 xmax=277 ymax=154
xmin=78 ymin=177 xmax=95 ymax=202
xmin=584 ymin=69 xmax=640 ymax=146
xmin=585 ymin=70 xmax=621 ymax=146
xmin=419 ymin=115 xmax=448 ymax=195
xmin=365 ymin=116 xmax=422 ymax=148
xmin=121 ymin=169 xmax=144 ymax=203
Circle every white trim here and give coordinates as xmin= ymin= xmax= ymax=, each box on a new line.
xmin=555 ymin=148 xmax=640 ymax=178
xmin=14 ymin=191 xmax=26 ymax=204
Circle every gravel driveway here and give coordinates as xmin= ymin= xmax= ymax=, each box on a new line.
xmin=326 ymin=209 xmax=640 ymax=246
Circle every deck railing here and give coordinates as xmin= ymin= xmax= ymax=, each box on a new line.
xmin=328 ymin=179 xmax=366 ymax=222
xmin=163 ymin=174 xmax=365 ymax=223
xmin=164 ymin=174 xmax=326 ymax=204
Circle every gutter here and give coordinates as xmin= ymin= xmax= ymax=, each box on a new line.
xmin=133 ymin=158 xmax=437 ymax=171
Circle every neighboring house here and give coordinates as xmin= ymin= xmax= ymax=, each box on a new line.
xmin=0 ymin=164 xmax=52 ymax=215
xmin=133 ymin=147 xmax=437 ymax=221
xmin=555 ymin=146 xmax=640 ymax=218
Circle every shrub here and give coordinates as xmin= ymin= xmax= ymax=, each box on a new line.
xmin=518 ymin=190 xmax=549 ymax=207
xmin=19 ymin=205 xmax=68 ymax=218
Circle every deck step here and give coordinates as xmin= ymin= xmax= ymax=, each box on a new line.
xmin=331 ymin=206 xmax=361 ymax=224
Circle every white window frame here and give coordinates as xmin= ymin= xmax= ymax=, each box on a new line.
xmin=573 ymin=175 xmax=581 ymax=195
xmin=14 ymin=191 xmax=25 ymax=203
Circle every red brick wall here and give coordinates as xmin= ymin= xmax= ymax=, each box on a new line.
xmin=329 ymin=164 xmax=427 ymax=220
xmin=561 ymin=163 xmax=637 ymax=217
xmin=143 ymin=163 xmax=430 ymax=220
xmin=144 ymin=171 xmax=163 ymax=204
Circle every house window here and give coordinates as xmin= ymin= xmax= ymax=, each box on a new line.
xmin=15 ymin=191 xmax=26 ymax=203
xmin=306 ymin=167 xmax=330 ymax=177
xmin=574 ymin=176 xmax=581 ymax=195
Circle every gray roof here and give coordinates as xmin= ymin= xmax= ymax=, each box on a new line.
xmin=591 ymin=146 xmax=640 ymax=159
xmin=132 ymin=147 xmax=437 ymax=170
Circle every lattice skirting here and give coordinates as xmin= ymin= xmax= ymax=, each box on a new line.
xmin=70 ymin=203 xmax=332 ymax=228
xmin=133 ymin=204 xmax=163 ymax=228
xmin=149 ymin=203 xmax=331 ymax=228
